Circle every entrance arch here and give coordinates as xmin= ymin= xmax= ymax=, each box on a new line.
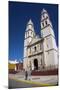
xmin=34 ymin=59 xmax=38 ymax=70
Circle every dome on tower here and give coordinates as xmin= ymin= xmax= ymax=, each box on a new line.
xmin=41 ymin=8 xmax=49 ymax=21
xmin=27 ymin=19 xmax=33 ymax=25
xmin=41 ymin=8 xmax=47 ymax=14
xmin=26 ymin=19 xmax=34 ymax=31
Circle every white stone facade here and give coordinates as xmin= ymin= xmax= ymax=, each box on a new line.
xmin=23 ymin=9 xmax=58 ymax=71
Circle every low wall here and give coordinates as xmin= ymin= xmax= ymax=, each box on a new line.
xmin=31 ymin=69 xmax=58 ymax=76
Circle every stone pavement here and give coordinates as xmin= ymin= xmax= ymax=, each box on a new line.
xmin=9 ymin=71 xmax=58 ymax=85
xmin=9 ymin=78 xmax=41 ymax=89
xmin=31 ymin=75 xmax=58 ymax=85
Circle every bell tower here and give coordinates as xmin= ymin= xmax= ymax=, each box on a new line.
xmin=24 ymin=19 xmax=35 ymax=47
xmin=41 ymin=9 xmax=58 ymax=68
xmin=23 ymin=19 xmax=35 ymax=70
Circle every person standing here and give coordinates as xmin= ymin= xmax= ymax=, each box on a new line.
xmin=28 ymin=66 xmax=32 ymax=80
xmin=28 ymin=69 xmax=31 ymax=80
xmin=25 ymin=70 xmax=28 ymax=80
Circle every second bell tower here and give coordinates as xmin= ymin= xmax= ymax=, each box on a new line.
xmin=41 ymin=9 xmax=58 ymax=67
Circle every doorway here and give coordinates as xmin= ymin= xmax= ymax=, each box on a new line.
xmin=34 ymin=59 xmax=38 ymax=70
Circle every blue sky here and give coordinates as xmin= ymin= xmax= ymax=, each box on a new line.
xmin=9 ymin=1 xmax=58 ymax=61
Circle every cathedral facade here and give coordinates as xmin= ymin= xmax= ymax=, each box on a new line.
xmin=23 ymin=9 xmax=58 ymax=71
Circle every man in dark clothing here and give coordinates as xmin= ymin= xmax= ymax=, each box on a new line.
xmin=25 ymin=71 xmax=28 ymax=80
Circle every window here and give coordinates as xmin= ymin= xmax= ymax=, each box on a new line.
xmin=42 ymin=22 xmax=44 ymax=27
xmin=45 ymin=20 xmax=47 ymax=25
xmin=34 ymin=46 xmax=36 ymax=52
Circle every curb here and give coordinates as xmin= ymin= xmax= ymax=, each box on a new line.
xmin=9 ymin=77 xmax=56 ymax=87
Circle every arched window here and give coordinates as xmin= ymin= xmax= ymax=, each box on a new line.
xmin=42 ymin=22 xmax=44 ymax=27
xmin=34 ymin=46 xmax=36 ymax=52
xmin=45 ymin=20 xmax=47 ymax=25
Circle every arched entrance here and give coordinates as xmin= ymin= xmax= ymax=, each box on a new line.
xmin=34 ymin=59 xmax=38 ymax=70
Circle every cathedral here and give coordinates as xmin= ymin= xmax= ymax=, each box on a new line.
xmin=23 ymin=9 xmax=58 ymax=71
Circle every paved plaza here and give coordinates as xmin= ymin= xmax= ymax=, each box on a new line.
xmin=8 ymin=71 xmax=58 ymax=88
xmin=9 ymin=78 xmax=41 ymax=89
